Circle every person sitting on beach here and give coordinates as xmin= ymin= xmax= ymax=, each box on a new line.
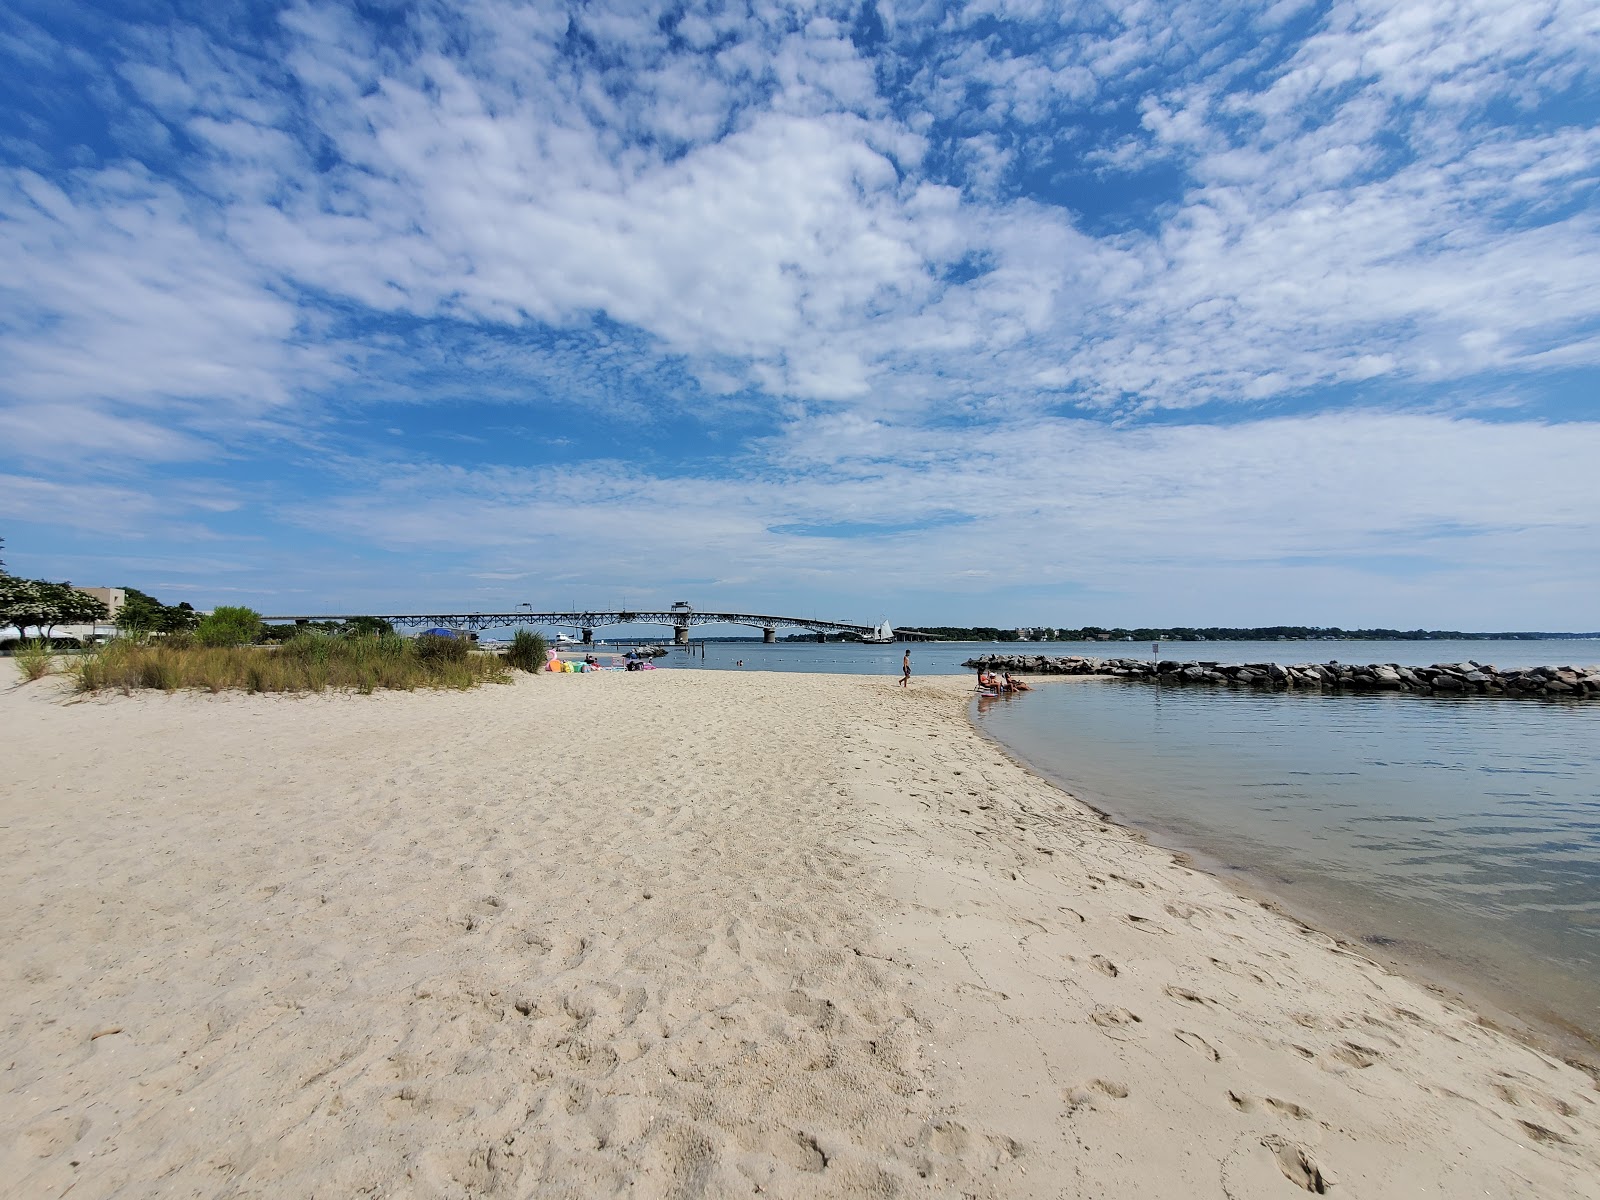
xmin=1003 ymin=671 xmax=1031 ymax=692
xmin=977 ymin=667 xmax=995 ymax=690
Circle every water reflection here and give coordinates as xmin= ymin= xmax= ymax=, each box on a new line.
xmin=975 ymin=689 xmax=1018 ymax=716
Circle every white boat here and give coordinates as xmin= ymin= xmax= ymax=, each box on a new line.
xmin=860 ymin=620 xmax=895 ymax=644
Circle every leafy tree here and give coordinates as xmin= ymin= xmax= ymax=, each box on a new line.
xmin=195 ymin=605 xmax=262 ymax=647
xmin=116 ymin=587 xmax=202 ymax=638
xmin=40 ymin=583 xmax=107 ymax=639
xmin=1 ymin=577 xmax=106 ymax=641
xmin=160 ymin=601 xmax=200 ymax=634
xmin=0 ymin=575 xmax=43 ymax=635
xmin=117 ymin=590 xmax=166 ymax=637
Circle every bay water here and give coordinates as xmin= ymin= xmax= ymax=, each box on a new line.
xmin=663 ymin=637 xmax=1600 ymax=1057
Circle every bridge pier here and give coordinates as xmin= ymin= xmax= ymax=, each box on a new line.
xmin=582 ymin=628 xmax=594 ymax=644
xmin=817 ymin=632 xmax=826 ymax=643
xmin=674 ymin=625 xmax=690 ymax=645
xmin=763 ymin=627 xmax=776 ymax=643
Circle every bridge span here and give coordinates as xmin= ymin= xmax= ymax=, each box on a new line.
xmin=261 ymin=604 xmax=940 ymax=645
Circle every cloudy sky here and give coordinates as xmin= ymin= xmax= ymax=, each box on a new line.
xmin=2 ymin=0 xmax=1597 ymax=631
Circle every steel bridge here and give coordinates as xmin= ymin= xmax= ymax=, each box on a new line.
xmin=261 ymin=604 xmax=939 ymax=644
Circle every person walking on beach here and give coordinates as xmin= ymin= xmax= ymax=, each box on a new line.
xmin=901 ymin=649 xmax=911 ymax=688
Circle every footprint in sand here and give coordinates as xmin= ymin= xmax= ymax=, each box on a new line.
xmin=1063 ymin=1079 xmax=1130 ymax=1115
xmin=920 ymin=1120 xmax=1024 ymax=1169
xmin=1322 ymin=1041 xmax=1382 ymax=1071
xmin=1516 ymin=1119 xmax=1572 ymax=1146
xmin=1122 ymin=913 xmax=1168 ymax=934
xmin=1090 ymin=954 xmax=1119 ymax=977
xmin=1089 ymin=1005 xmax=1142 ymax=1035
xmin=1262 ymin=1134 xmax=1334 ymax=1193
xmin=1265 ymin=1097 xmax=1313 ymax=1120
xmin=1489 ymin=1072 xmax=1584 ymax=1116
xmin=1174 ymin=1029 xmax=1221 ymax=1061
xmin=20 ymin=1114 xmax=85 ymax=1158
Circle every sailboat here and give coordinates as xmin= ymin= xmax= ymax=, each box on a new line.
xmin=860 ymin=619 xmax=895 ymax=644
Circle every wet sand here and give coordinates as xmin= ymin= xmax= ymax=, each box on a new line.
xmin=2 ymin=669 xmax=1597 ymax=1197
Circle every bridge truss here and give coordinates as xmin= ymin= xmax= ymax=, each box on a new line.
xmin=261 ymin=608 xmax=939 ymax=643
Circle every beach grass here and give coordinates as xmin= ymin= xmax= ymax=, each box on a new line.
xmin=505 ymin=629 xmax=549 ymax=672
xmin=12 ymin=639 xmax=54 ymax=682
xmin=72 ymin=632 xmax=512 ymax=694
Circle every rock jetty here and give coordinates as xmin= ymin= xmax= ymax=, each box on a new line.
xmin=961 ymin=654 xmax=1600 ymax=699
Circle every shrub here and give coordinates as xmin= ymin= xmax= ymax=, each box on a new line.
xmin=505 ymin=629 xmax=549 ymax=672
xmin=196 ymin=605 xmax=263 ymax=648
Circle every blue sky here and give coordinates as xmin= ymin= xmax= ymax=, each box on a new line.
xmin=2 ymin=0 xmax=1597 ymax=631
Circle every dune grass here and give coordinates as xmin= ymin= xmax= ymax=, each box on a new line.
xmin=72 ymin=632 xmax=513 ymax=695
xmin=506 ymin=629 xmax=549 ymax=673
xmin=12 ymin=639 xmax=54 ymax=682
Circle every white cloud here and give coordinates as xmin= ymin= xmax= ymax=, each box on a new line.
xmin=8 ymin=0 xmax=1596 ymax=430
xmin=263 ymin=413 xmax=1600 ymax=627
xmin=0 ymin=166 xmax=348 ymax=462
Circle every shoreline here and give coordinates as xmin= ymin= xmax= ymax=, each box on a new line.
xmin=966 ymin=677 xmax=1600 ymax=1070
xmin=3 ymin=670 xmax=1597 ymax=1196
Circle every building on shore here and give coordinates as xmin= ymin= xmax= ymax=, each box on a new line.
xmin=74 ymin=586 xmax=126 ymax=620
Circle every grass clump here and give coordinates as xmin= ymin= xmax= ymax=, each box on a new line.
xmin=505 ymin=629 xmax=549 ymax=673
xmin=13 ymin=639 xmax=54 ymax=682
xmin=73 ymin=632 xmax=509 ymax=695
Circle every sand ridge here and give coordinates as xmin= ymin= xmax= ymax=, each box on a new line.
xmin=1 ymin=669 xmax=1596 ymax=1197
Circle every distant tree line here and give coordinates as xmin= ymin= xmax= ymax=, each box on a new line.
xmin=1039 ymin=625 xmax=1594 ymax=641
xmin=928 ymin=625 xmax=1596 ymax=642
xmin=258 ymin=616 xmax=395 ymax=641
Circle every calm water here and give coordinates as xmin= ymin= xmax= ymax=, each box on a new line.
xmin=647 ymin=636 xmax=1600 ymax=676
xmin=661 ymin=638 xmax=1600 ymax=1054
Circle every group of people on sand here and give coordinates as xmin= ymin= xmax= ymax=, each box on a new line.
xmin=976 ymin=666 xmax=1031 ymax=693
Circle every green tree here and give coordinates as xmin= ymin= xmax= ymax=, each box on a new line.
xmin=117 ymin=590 xmax=166 ymax=637
xmin=159 ymin=601 xmax=200 ymax=634
xmin=41 ymin=583 xmax=107 ymax=639
xmin=2 ymin=578 xmax=106 ymax=642
xmin=116 ymin=587 xmax=202 ymax=637
xmin=195 ymin=605 xmax=262 ymax=647
xmin=1 ymin=575 xmax=43 ymax=637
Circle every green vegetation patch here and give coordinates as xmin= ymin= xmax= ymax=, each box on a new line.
xmin=72 ymin=631 xmax=512 ymax=695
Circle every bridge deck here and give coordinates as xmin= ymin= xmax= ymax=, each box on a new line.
xmin=260 ymin=610 xmax=940 ymax=640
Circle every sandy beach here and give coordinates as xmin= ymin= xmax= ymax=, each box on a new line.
xmin=2 ymin=669 xmax=1597 ymax=1198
